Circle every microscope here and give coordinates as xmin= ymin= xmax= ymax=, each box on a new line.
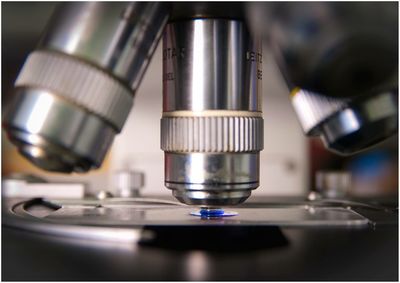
xmin=1 ymin=2 xmax=398 ymax=280
xmin=3 ymin=2 xmax=397 ymax=206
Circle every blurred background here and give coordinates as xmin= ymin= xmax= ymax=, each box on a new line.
xmin=2 ymin=2 xmax=398 ymax=199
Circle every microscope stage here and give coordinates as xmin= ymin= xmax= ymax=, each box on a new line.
xmin=3 ymin=197 xmax=372 ymax=243
xmin=44 ymin=204 xmax=367 ymax=227
xmin=3 ymin=196 xmax=397 ymax=281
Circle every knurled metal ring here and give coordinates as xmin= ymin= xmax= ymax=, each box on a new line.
xmin=15 ymin=50 xmax=133 ymax=131
xmin=161 ymin=115 xmax=264 ymax=152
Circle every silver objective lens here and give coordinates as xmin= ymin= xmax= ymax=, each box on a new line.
xmin=291 ymin=88 xmax=398 ymax=154
xmin=3 ymin=2 xmax=170 ymax=173
xmin=161 ymin=19 xmax=263 ymax=206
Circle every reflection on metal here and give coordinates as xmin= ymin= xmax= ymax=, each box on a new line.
xmin=316 ymin=171 xmax=351 ymax=199
xmin=164 ymin=153 xmax=260 ymax=206
xmin=319 ymin=91 xmax=398 ymax=155
xmin=5 ymin=198 xmax=369 ymax=231
xmin=162 ymin=18 xmax=263 ymax=206
xmin=307 ymin=191 xmax=322 ymax=202
xmin=250 ymin=2 xmax=398 ymax=156
xmin=5 ymin=198 xmax=158 ymax=244
xmin=96 ymin=191 xmax=114 ymax=200
xmin=25 ymin=93 xmax=54 ymax=134
xmin=291 ymin=88 xmax=348 ymax=135
xmin=3 ymin=2 xmax=170 ymax=173
xmin=4 ymin=88 xmax=117 ymax=172
xmin=185 ymin=251 xmax=209 ymax=281
xmin=291 ymin=88 xmax=398 ymax=155
xmin=114 ymin=170 xmax=145 ymax=198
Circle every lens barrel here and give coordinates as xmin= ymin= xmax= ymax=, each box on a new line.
xmin=3 ymin=2 xmax=170 ymax=172
xmin=161 ymin=19 xmax=263 ymax=206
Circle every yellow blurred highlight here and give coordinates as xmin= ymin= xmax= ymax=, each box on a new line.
xmin=290 ymin=87 xmax=301 ymax=98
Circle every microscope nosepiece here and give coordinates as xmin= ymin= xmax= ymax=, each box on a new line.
xmin=161 ymin=19 xmax=263 ymax=206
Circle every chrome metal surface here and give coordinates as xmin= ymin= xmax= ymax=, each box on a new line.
xmin=161 ymin=114 xmax=263 ymax=152
xmin=316 ymin=171 xmax=351 ymax=199
xmin=114 ymin=170 xmax=145 ymax=198
xmin=41 ymin=2 xmax=170 ymax=89
xmin=163 ymin=19 xmax=262 ymax=112
xmin=4 ymin=2 xmax=170 ymax=173
xmin=3 ymin=89 xmax=116 ymax=172
xmin=5 ymin=197 xmax=369 ymax=228
xmin=291 ymin=88 xmax=398 ymax=155
xmin=96 ymin=191 xmax=114 ymax=200
xmin=15 ymin=50 xmax=133 ymax=130
xmin=165 ymin=153 xmax=259 ymax=206
xmin=291 ymin=88 xmax=348 ymax=135
xmin=319 ymin=90 xmax=398 ymax=155
xmin=7 ymin=199 xmax=145 ymax=243
xmin=165 ymin=153 xmax=259 ymax=186
xmin=249 ymin=2 xmax=398 ymax=154
xmin=162 ymin=18 xmax=263 ymax=206
xmin=307 ymin=191 xmax=322 ymax=201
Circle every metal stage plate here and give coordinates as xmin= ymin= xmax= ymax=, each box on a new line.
xmin=45 ymin=206 xmax=367 ymax=227
xmin=7 ymin=197 xmax=369 ymax=228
